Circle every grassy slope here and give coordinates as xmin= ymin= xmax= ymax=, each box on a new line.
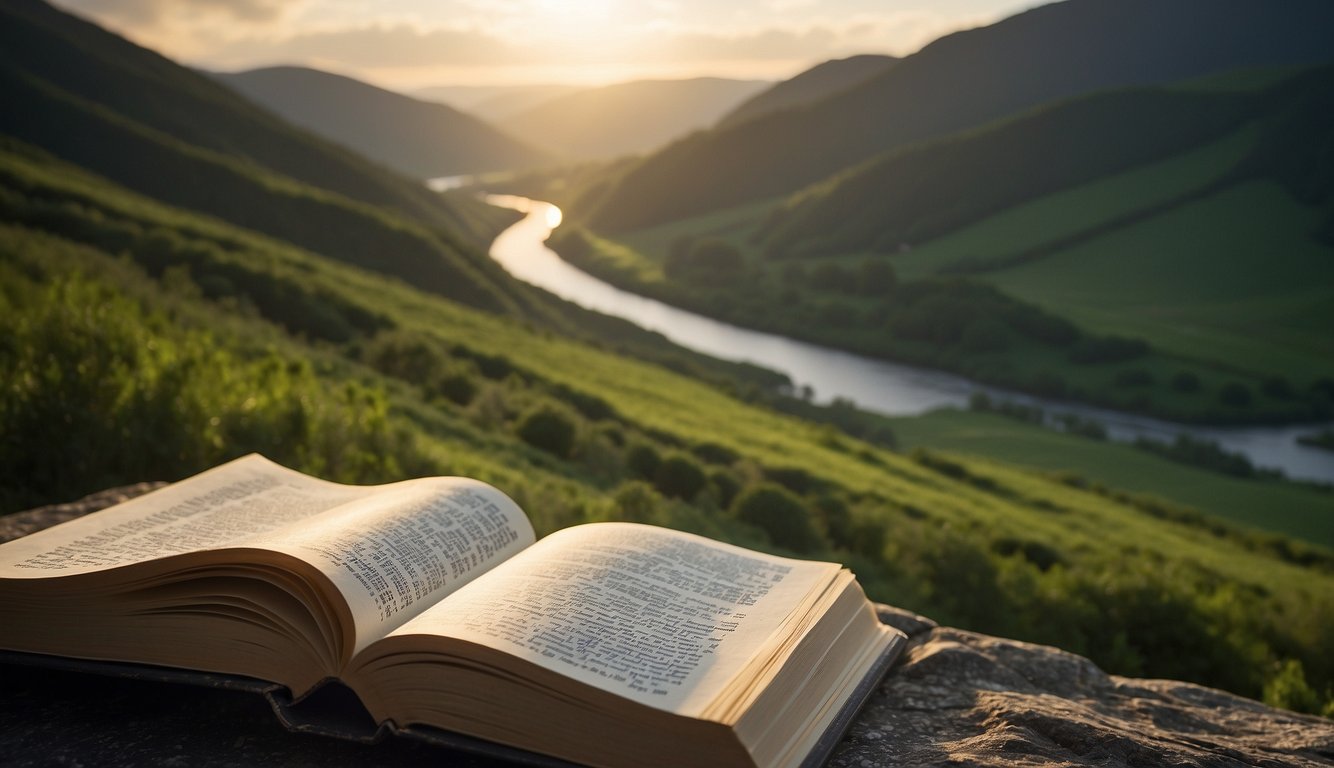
xmin=890 ymin=409 xmax=1334 ymax=547
xmin=986 ymin=181 xmax=1334 ymax=377
xmin=888 ymin=122 xmax=1334 ymax=380
xmin=890 ymin=128 xmax=1259 ymax=279
xmin=3 ymin=138 xmax=1332 ymax=710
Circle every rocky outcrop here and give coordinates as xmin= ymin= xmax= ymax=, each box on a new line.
xmin=839 ymin=607 xmax=1333 ymax=767
xmin=0 ymin=482 xmax=165 ymax=541
xmin=3 ymin=486 xmax=1332 ymax=767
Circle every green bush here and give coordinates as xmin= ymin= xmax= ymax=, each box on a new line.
xmin=606 ymin=481 xmax=662 ymax=524
xmin=653 ymin=452 xmax=707 ymax=500
xmin=0 ymin=272 xmax=412 ymax=510
xmin=625 ymin=441 xmax=661 ymax=479
xmin=730 ymin=483 xmax=826 ymax=554
xmin=1171 ymin=371 xmax=1202 ymax=393
xmin=1220 ymin=382 xmax=1254 ymax=408
xmin=515 ymin=402 xmax=579 ymax=458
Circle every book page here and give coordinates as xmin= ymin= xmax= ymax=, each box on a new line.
xmin=257 ymin=477 xmax=535 ymax=654
xmin=383 ymin=523 xmax=839 ymax=718
xmin=0 ymin=455 xmax=373 ymax=578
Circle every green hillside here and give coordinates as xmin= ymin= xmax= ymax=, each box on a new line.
xmin=757 ymin=84 xmax=1261 ymax=259
xmin=889 ymin=408 xmax=1334 ymax=548
xmin=2 ymin=135 xmax=1332 ymax=715
xmin=717 ymin=54 xmax=896 ymax=129
xmin=550 ymin=66 xmax=1334 ymax=423
xmin=583 ymin=0 xmax=1334 ymax=231
xmin=0 ymin=0 xmax=553 ymax=316
xmin=0 ymin=0 xmax=475 ymax=232
xmin=214 ymin=66 xmax=551 ymax=178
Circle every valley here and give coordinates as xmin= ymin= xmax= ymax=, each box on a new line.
xmin=2 ymin=0 xmax=1331 ymax=720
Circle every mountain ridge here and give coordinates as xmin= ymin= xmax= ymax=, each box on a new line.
xmin=586 ymin=0 xmax=1334 ymax=231
xmin=718 ymin=54 xmax=898 ymax=129
xmin=214 ymin=66 xmax=551 ymax=178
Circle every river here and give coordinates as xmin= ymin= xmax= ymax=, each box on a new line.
xmin=483 ymin=194 xmax=1334 ymax=484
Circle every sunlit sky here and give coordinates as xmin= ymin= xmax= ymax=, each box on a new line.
xmin=53 ymin=0 xmax=1040 ymax=90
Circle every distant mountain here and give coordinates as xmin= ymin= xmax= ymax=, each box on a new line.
xmin=413 ymin=84 xmax=584 ymax=122
xmin=0 ymin=0 xmax=534 ymax=314
xmin=588 ymin=0 xmax=1334 ymax=231
xmin=216 ymin=67 xmax=551 ymax=179
xmin=500 ymin=77 xmax=772 ymax=160
xmin=718 ymin=55 xmax=897 ymax=129
xmin=0 ymin=0 xmax=474 ymax=231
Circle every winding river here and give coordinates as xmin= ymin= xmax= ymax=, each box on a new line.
xmin=484 ymin=194 xmax=1334 ymax=485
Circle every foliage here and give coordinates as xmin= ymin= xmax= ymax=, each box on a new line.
xmin=0 ymin=267 xmax=413 ymax=510
xmin=652 ymin=452 xmax=708 ymax=500
xmin=1132 ymin=434 xmax=1279 ymax=480
xmin=516 ymin=403 xmax=580 ymax=458
xmin=730 ymin=484 xmax=827 ymax=554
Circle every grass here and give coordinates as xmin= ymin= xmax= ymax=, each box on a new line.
xmin=889 ymin=408 xmax=1334 ymax=548
xmin=890 ymin=127 xmax=1259 ymax=280
xmin=983 ymin=180 xmax=1334 ymax=379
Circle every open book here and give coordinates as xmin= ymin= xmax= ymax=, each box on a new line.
xmin=0 ymin=455 xmax=904 ymax=768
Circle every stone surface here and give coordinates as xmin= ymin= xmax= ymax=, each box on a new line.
xmin=3 ymin=486 xmax=1333 ymax=767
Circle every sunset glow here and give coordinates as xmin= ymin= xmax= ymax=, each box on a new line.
xmin=50 ymin=0 xmax=1026 ymax=89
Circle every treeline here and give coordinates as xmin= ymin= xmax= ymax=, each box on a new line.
xmin=968 ymin=393 xmax=1334 ymax=486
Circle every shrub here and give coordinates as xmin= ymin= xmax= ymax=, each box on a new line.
xmin=1171 ymin=371 xmax=1202 ymax=393
xmin=1068 ymin=336 xmax=1149 ymax=364
xmin=1262 ymin=377 xmax=1294 ymax=400
xmin=1219 ymin=382 xmax=1254 ymax=408
xmin=1114 ymin=368 xmax=1155 ymax=388
xmin=730 ymin=484 xmax=826 ymax=554
xmin=691 ymin=441 xmax=739 ymax=466
xmin=653 ymin=452 xmax=708 ymax=500
xmin=665 ymin=238 xmax=744 ymax=284
xmin=515 ymin=402 xmax=578 ymax=458
xmin=607 ymin=481 xmax=661 ymax=524
xmin=707 ymin=469 xmax=742 ymax=509
xmin=434 ymin=370 xmax=478 ymax=405
xmin=625 ymin=441 xmax=661 ymax=480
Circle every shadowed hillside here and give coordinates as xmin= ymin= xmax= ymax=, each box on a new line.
xmin=587 ymin=0 xmax=1334 ymax=231
xmin=214 ymin=66 xmax=551 ymax=178
xmin=0 ymin=0 xmax=542 ymax=315
xmin=718 ymin=54 xmax=897 ymax=129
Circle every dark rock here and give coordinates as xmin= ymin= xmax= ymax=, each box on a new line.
xmin=4 ymin=487 xmax=1332 ymax=767
xmin=0 ymin=483 xmax=165 ymax=543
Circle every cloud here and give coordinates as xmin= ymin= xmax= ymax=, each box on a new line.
xmin=50 ymin=0 xmax=1005 ymax=87
xmin=59 ymin=0 xmax=298 ymax=25
xmin=219 ymin=23 xmax=536 ymax=68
